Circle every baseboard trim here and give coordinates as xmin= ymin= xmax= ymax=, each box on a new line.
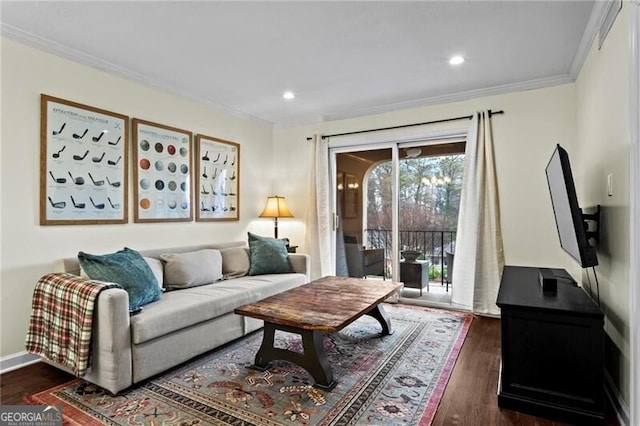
xmin=0 ymin=351 xmax=41 ymax=374
xmin=604 ymin=370 xmax=630 ymax=426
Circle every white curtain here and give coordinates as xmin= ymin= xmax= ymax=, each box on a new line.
xmin=304 ymin=134 xmax=333 ymax=279
xmin=451 ymin=111 xmax=505 ymax=315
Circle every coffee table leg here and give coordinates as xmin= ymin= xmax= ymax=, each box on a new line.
xmin=252 ymin=323 xmax=336 ymax=390
xmin=253 ymin=322 xmax=277 ymax=369
xmin=301 ymin=330 xmax=335 ymax=390
xmin=366 ymin=304 xmax=394 ymax=335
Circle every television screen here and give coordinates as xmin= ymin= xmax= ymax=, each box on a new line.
xmin=545 ymin=144 xmax=598 ymax=268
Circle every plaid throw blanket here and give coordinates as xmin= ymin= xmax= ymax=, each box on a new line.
xmin=25 ymin=273 xmax=120 ymax=376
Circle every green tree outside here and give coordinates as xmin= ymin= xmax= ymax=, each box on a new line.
xmin=367 ymin=155 xmax=464 ymax=233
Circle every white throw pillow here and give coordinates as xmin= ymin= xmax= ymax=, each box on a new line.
xmin=144 ymin=257 xmax=164 ymax=290
xmin=220 ymin=247 xmax=250 ymax=279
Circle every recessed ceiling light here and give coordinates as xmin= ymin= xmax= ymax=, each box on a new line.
xmin=283 ymin=91 xmax=295 ymax=100
xmin=449 ymin=56 xmax=465 ymax=65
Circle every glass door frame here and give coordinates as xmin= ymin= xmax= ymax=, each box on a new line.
xmin=327 ymin=127 xmax=469 ymax=286
xmin=329 ymin=142 xmax=400 ymax=282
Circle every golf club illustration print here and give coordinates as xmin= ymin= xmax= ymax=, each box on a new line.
xmin=195 ymin=134 xmax=240 ymax=222
xmin=40 ymin=94 xmax=128 ymax=225
xmin=132 ymin=118 xmax=193 ymax=222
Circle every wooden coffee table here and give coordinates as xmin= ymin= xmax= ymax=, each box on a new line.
xmin=234 ymin=276 xmax=402 ymax=390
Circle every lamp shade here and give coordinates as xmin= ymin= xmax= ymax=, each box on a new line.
xmin=259 ymin=196 xmax=294 ymax=218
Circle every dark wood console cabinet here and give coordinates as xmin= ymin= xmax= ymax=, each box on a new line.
xmin=496 ymin=266 xmax=605 ymax=424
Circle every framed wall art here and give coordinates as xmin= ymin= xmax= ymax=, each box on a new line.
xmin=40 ymin=94 xmax=129 ymax=225
xmin=132 ymin=119 xmax=193 ymax=222
xmin=195 ymin=134 xmax=239 ymax=221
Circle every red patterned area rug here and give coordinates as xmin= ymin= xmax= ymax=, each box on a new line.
xmin=27 ymin=304 xmax=472 ymax=426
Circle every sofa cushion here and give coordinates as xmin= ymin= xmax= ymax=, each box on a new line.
xmin=130 ymin=273 xmax=306 ymax=344
xmin=160 ymin=249 xmax=223 ymax=290
xmin=220 ymin=247 xmax=250 ymax=279
xmin=248 ymin=232 xmax=292 ymax=275
xmin=78 ymin=247 xmax=162 ymax=311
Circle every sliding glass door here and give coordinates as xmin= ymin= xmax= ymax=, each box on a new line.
xmin=329 ymin=132 xmax=467 ymax=308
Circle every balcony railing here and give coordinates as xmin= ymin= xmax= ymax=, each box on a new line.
xmin=365 ymin=229 xmax=456 ymax=285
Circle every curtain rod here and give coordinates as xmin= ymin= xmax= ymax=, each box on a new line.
xmin=315 ymin=109 xmax=504 ymax=140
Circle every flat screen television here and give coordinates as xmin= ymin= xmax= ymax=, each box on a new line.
xmin=545 ymin=144 xmax=598 ymax=268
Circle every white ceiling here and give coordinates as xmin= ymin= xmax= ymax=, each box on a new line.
xmin=1 ymin=1 xmax=597 ymax=127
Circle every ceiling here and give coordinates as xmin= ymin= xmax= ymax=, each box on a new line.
xmin=1 ymin=1 xmax=597 ymax=127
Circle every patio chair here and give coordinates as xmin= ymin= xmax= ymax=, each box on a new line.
xmin=444 ymin=250 xmax=454 ymax=291
xmin=344 ymin=240 xmax=385 ymax=280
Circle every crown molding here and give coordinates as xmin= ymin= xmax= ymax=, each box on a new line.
xmin=569 ymin=1 xmax=610 ymax=80
xmin=0 ymin=23 xmax=274 ymax=128
xmin=274 ymin=73 xmax=573 ymax=128
xmin=320 ymin=74 xmax=573 ymax=124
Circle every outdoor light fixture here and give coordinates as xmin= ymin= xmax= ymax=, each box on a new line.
xmin=259 ymin=195 xmax=294 ymax=239
xmin=405 ymin=148 xmax=422 ymax=158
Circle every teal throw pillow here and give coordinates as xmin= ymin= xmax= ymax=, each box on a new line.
xmin=248 ymin=232 xmax=292 ymax=275
xmin=78 ymin=247 xmax=162 ymax=311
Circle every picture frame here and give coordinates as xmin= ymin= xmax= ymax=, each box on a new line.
xmin=132 ymin=119 xmax=193 ymax=222
xmin=40 ymin=94 xmax=129 ymax=225
xmin=195 ymin=134 xmax=240 ymax=221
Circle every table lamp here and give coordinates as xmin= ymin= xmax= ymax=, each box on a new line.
xmin=259 ymin=196 xmax=294 ymax=239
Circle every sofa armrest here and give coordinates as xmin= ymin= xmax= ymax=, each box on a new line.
xmin=289 ymin=253 xmax=310 ymax=280
xmin=82 ymin=287 xmax=133 ymax=394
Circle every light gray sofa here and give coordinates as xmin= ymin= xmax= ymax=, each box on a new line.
xmin=50 ymin=241 xmax=309 ymax=394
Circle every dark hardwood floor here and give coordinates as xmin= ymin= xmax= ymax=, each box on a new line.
xmin=433 ymin=316 xmax=619 ymax=426
xmin=0 ymin=315 xmax=619 ymax=425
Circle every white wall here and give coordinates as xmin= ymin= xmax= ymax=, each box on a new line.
xmin=575 ymin=3 xmax=632 ymax=408
xmin=274 ymin=84 xmax=579 ymax=274
xmin=0 ymin=38 xmax=276 ymax=356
